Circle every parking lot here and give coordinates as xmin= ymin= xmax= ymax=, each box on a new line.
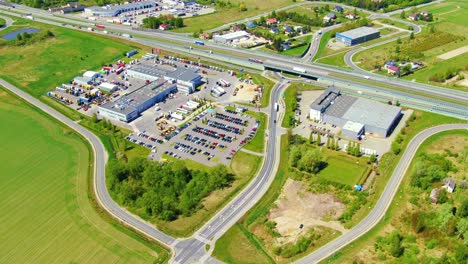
xmin=128 ymin=107 xmax=259 ymax=166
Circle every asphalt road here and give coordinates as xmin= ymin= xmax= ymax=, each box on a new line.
xmin=0 ymin=79 xmax=176 ymax=247
xmin=173 ymin=80 xmax=289 ymax=263
xmin=296 ymin=123 xmax=468 ymax=264
xmin=0 ymin=14 xmax=13 ymax=30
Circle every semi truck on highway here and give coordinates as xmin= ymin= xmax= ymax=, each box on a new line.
xmin=293 ymin=67 xmax=306 ymax=73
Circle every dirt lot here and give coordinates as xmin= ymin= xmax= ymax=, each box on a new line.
xmin=268 ymin=179 xmax=347 ymax=244
xmin=233 ymin=83 xmax=262 ymax=103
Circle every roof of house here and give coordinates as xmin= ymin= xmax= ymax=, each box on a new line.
xmin=334 ymin=5 xmax=343 ymax=11
xmin=444 ymin=178 xmax=456 ymax=189
xmin=387 ymin=65 xmax=399 ymax=71
xmin=409 ymin=13 xmax=418 ymax=17
xmin=159 ymin=24 xmax=168 ymax=28
xmin=326 ymin=13 xmax=337 ymax=18
xmin=246 ymin=21 xmax=256 ymax=28
xmin=336 ymin=26 xmax=380 ymax=40
xmin=267 ymin=18 xmax=277 ymax=23
xmin=284 ymin=26 xmax=294 ymax=32
xmin=270 ymin=27 xmax=279 ymax=33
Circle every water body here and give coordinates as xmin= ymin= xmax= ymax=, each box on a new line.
xmin=2 ymin=28 xmax=40 ymax=40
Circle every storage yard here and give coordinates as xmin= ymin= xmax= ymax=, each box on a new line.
xmin=47 ymin=52 xmax=266 ymax=166
xmin=77 ymin=0 xmax=214 ymax=26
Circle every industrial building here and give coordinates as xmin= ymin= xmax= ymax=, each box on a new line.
xmin=213 ymin=31 xmax=250 ymax=44
xmin=126 ymin=63 xmax=202 ymax=93
xmin=310 ymin=88 xmax=402 ymax=138
xmin=336 ymin=26 xmax=380 ymax=46
xmin=84 ymin=1 xmax=157 ymax=17
xmin=99 ymin=80 xmax=177 ymax=122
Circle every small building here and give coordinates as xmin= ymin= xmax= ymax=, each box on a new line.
xmin=245 ymin=21 xmax=256 ymax=29
xmin=336 ymin=27 xmax=380 ymax=46
xmin=164 ymin=67 xmax=202 ymax=92
xmin=384 ymin=61 xmax=398 ymax=69
xmin=159 ymin=24 xmax=169 ymax=30
xmin=334 ymin=5 xmax=344 ymax=13
xmin=342 ymin=120 xmax=365 ymax=139
xmin=284 ymin=26 xmax=294 ymax=35
xmin=231 ymin=24 xmax=241 ymax=32
xmin=408 ymin=13 xmax=419 ymax=20
xmin=266 ymin=18 xmax=277 ymax=25
xmin=323 ymin=13 xmax=337 ymax=22
xmin=212 ymin=30 xmax=250 ymax=44
xmin=345 ymin=13 xmax=357 ymax=19
xmin=73 ymin=76 xmax=92 ymax=86
xmin=270 ymin=27 xmax=279 ymax=34
xmin=430 ymin=188 xmax=440 ymax=204
xmin=387 ymin=65 xmax=400 ymax=76
xmin=99 ymin=82 xmax=118 ymax=93
xmin=281 ymin=42 xmax=291 ymax=50
xmin=442 ymin=178 xmax=456 ymax=193
xmin=420 ymin=10 xmax=430 ymax=17
xmin=83 ymin=71 xmax=99 ymax=80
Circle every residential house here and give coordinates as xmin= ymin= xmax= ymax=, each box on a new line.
xmin=266 ymin=18 xmax=278 ymax=25
xmin=231 ymin=24 xmax=241 ymax=32
xmin=199 ymin=32 xmax=210 ymax=39
xmin=387 ymin=65 xmax=400 ymax=75
xmin=270 ymin=27 xmax=279 ymax=34
xmin=420 ymin=10 xmax=430 ymax=17
xmin=159 ymin=24 xmax=169 ymax=30
xmin=346 ymin=13 xmax=357 ymax=19
xmin=281 ymin=42 xmax=291 ymax=50
xmin=430 ymin=188 xmax=440 ymax=204
xmin=323 ymin=13 xmax=337 ymax=23
xmin=442 ymin=178 xmax=456 ymax=193
xmin=245 ymin=21 xmax=256 ymax=29
xmin=408 ymin=13 xmax=419 ymax=21
xmin=384 ymin=61 xmax=398 ymax=69
xmin=334 ymin=5 xmax=344 ymax=13
xmin=284 ymin=25 xmax=294 ymax=35
xmin=294 ymin=25 xmax=303 ymax=33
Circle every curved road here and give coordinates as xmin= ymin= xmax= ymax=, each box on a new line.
xmin=0 ymin=79 xmax=176 ymax=247
xmin=296 ymin=123 xmax=468 ymax=264
xmin=0 ymin=14 xmax=13 ymax=30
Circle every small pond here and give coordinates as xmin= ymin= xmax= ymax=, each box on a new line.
xmin=2 ymin=28 xmax=40 ymax=40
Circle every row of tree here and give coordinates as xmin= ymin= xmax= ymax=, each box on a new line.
xmin=142 ymin=15 xmax=184 ymax=30
xmin=7 ymin=30 xmax=54 ymax=46
xmin=108 ymin=158 xmax=233 ymax=221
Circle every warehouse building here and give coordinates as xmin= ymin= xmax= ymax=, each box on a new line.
xmin=310 ymin=88 xmax=402 ymax=138
xmin=127 ymin=63 xmax=202 ymax=93
xmin=99 ymin=82 xmax=118 ymax=93
xmin=84 ymin=1 xmax=157 ymax=17
xmin=213 ymin=31 xmax=250 ymax=44
xmin=336 ymin=26 xmax=380 ymax=46
xmin=99 ymin=80 xmax=177 ymax=122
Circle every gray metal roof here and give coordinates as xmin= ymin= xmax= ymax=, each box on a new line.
xmin=166 ymin=67 xmax=200 ymax=82
xmin=310 ymin=88 xmax=342 ymax=111
xmin=129 ymin=64 xmax=168 ymax=78
xmin=341 ymin=97 xmax=401 ymax=129
xmin=337 ymin=26 xmax=380 ymax=40
xmin=100 ymin=80 xmax=175 ymax=115
xmin=326 ymin=95 xmax=357 ymax=118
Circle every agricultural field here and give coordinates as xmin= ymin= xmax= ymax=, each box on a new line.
xmin=0 ymin=17 xmax=140 ymax=98
xmin=0 ymin=87 xmax=168 ymax=263
xmin=354 ymin=0 xmax=468 ymax=90
xmin=173 ymin=0 xmax=300 ymax=33
xmin=324 ymin=129 xmax=468 ymax=264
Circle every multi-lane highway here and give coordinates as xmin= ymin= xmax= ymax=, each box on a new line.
xmin=296 ymin=123 xmax=468 ymax=264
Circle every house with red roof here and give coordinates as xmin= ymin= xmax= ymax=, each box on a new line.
xmin=159 ymin=24 xmax=169 ymax=30
xmin=266 ymin=18 xmax=277 ymax=25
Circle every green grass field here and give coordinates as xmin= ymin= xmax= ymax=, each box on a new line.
xmin=0 ymin=17 xmax=5 ymax=27
xmin=0 ymin=18 xmax=134 ymax=98
xmin=243 ymin=110 xmax=267 ymax=153
xmin=173 ymin=0 xmax=297 ymax=33
xmin=316 ymin=52 xmax=349 ymax=68
xmin=0 ymin=87 xmax=168 ymax=263
xmin=319 ymin=155 xmax=367 ymax=186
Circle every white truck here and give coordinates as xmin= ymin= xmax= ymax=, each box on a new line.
xmin=293 ymin=67 xmax=306 ymax=73
xmin=274 ymin=102 xmax=279 ymax=112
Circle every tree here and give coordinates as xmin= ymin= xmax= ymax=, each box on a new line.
xmin=326 ymin=137 xmax=331 ymax=149
xmin=289 ymin=145 xmax=302 ymax=167
xmin=458 ymin=199 xmax=468 ymax=218
xmin=395 ymin=45 xmax=401 ymax=54
xmin=298 ymin=149 xmax=323 ymax=174
xmin=316 ymin=133 xmax=321 ymax=146
xmin=400 ymin=10 xmax=406 ymax=19
xmin=239 ymin=3 xmax=247 ymax=12
xmin=396 ymin=37 xmax=402 ymax=44
xmin=309 ymin=132 xmax=314 ymax=144
xmin=389 ymin=230 xmax=404 ymax=257
xmin=16 ymin=33 xmax=22 ymax=41
xmin=438 ymin=189 xmax=448 ymax=204
xmin=392 ymin=142 xmax=401 ymax=155
xmin=409 ymin=32 xmax=414 ymax=40
xmin=369 ymin=153 xmax=377 ymax=163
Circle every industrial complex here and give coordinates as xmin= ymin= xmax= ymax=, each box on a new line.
xmin=84 ymin=1 xmax=157 ymax=17
xmin=336 ymin=26 xmax=380 ymax=46
xmin=309 ymin=88 xmax=402 ymax=138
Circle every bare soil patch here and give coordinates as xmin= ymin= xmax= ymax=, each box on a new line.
xmin=437 ymin=45 xmax=468 ymax=60
xmin=268 ymin=179 xmax=347 ymax=244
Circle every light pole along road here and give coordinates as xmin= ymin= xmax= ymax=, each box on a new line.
xmin=296 ymin=123 xmax=468 ymax=264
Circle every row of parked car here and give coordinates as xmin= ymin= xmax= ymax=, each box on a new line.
xmin=192 ymin=126 xmax=234 ymax=143
xmin=214 ymin=112 xmax=248 ymax=126
xmin=206 ymin=120 xmax=242 ymax=134
xmin=184 ymin=134 xmax=226 ymax=149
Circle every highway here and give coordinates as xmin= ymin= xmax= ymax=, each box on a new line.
xmin=296 ymin=123 xmax=468 ymax=264
xmin=3 ymin=3 xmax=468 ymax=108
xmin=0 ymin=79 xmax=176 ymax=248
